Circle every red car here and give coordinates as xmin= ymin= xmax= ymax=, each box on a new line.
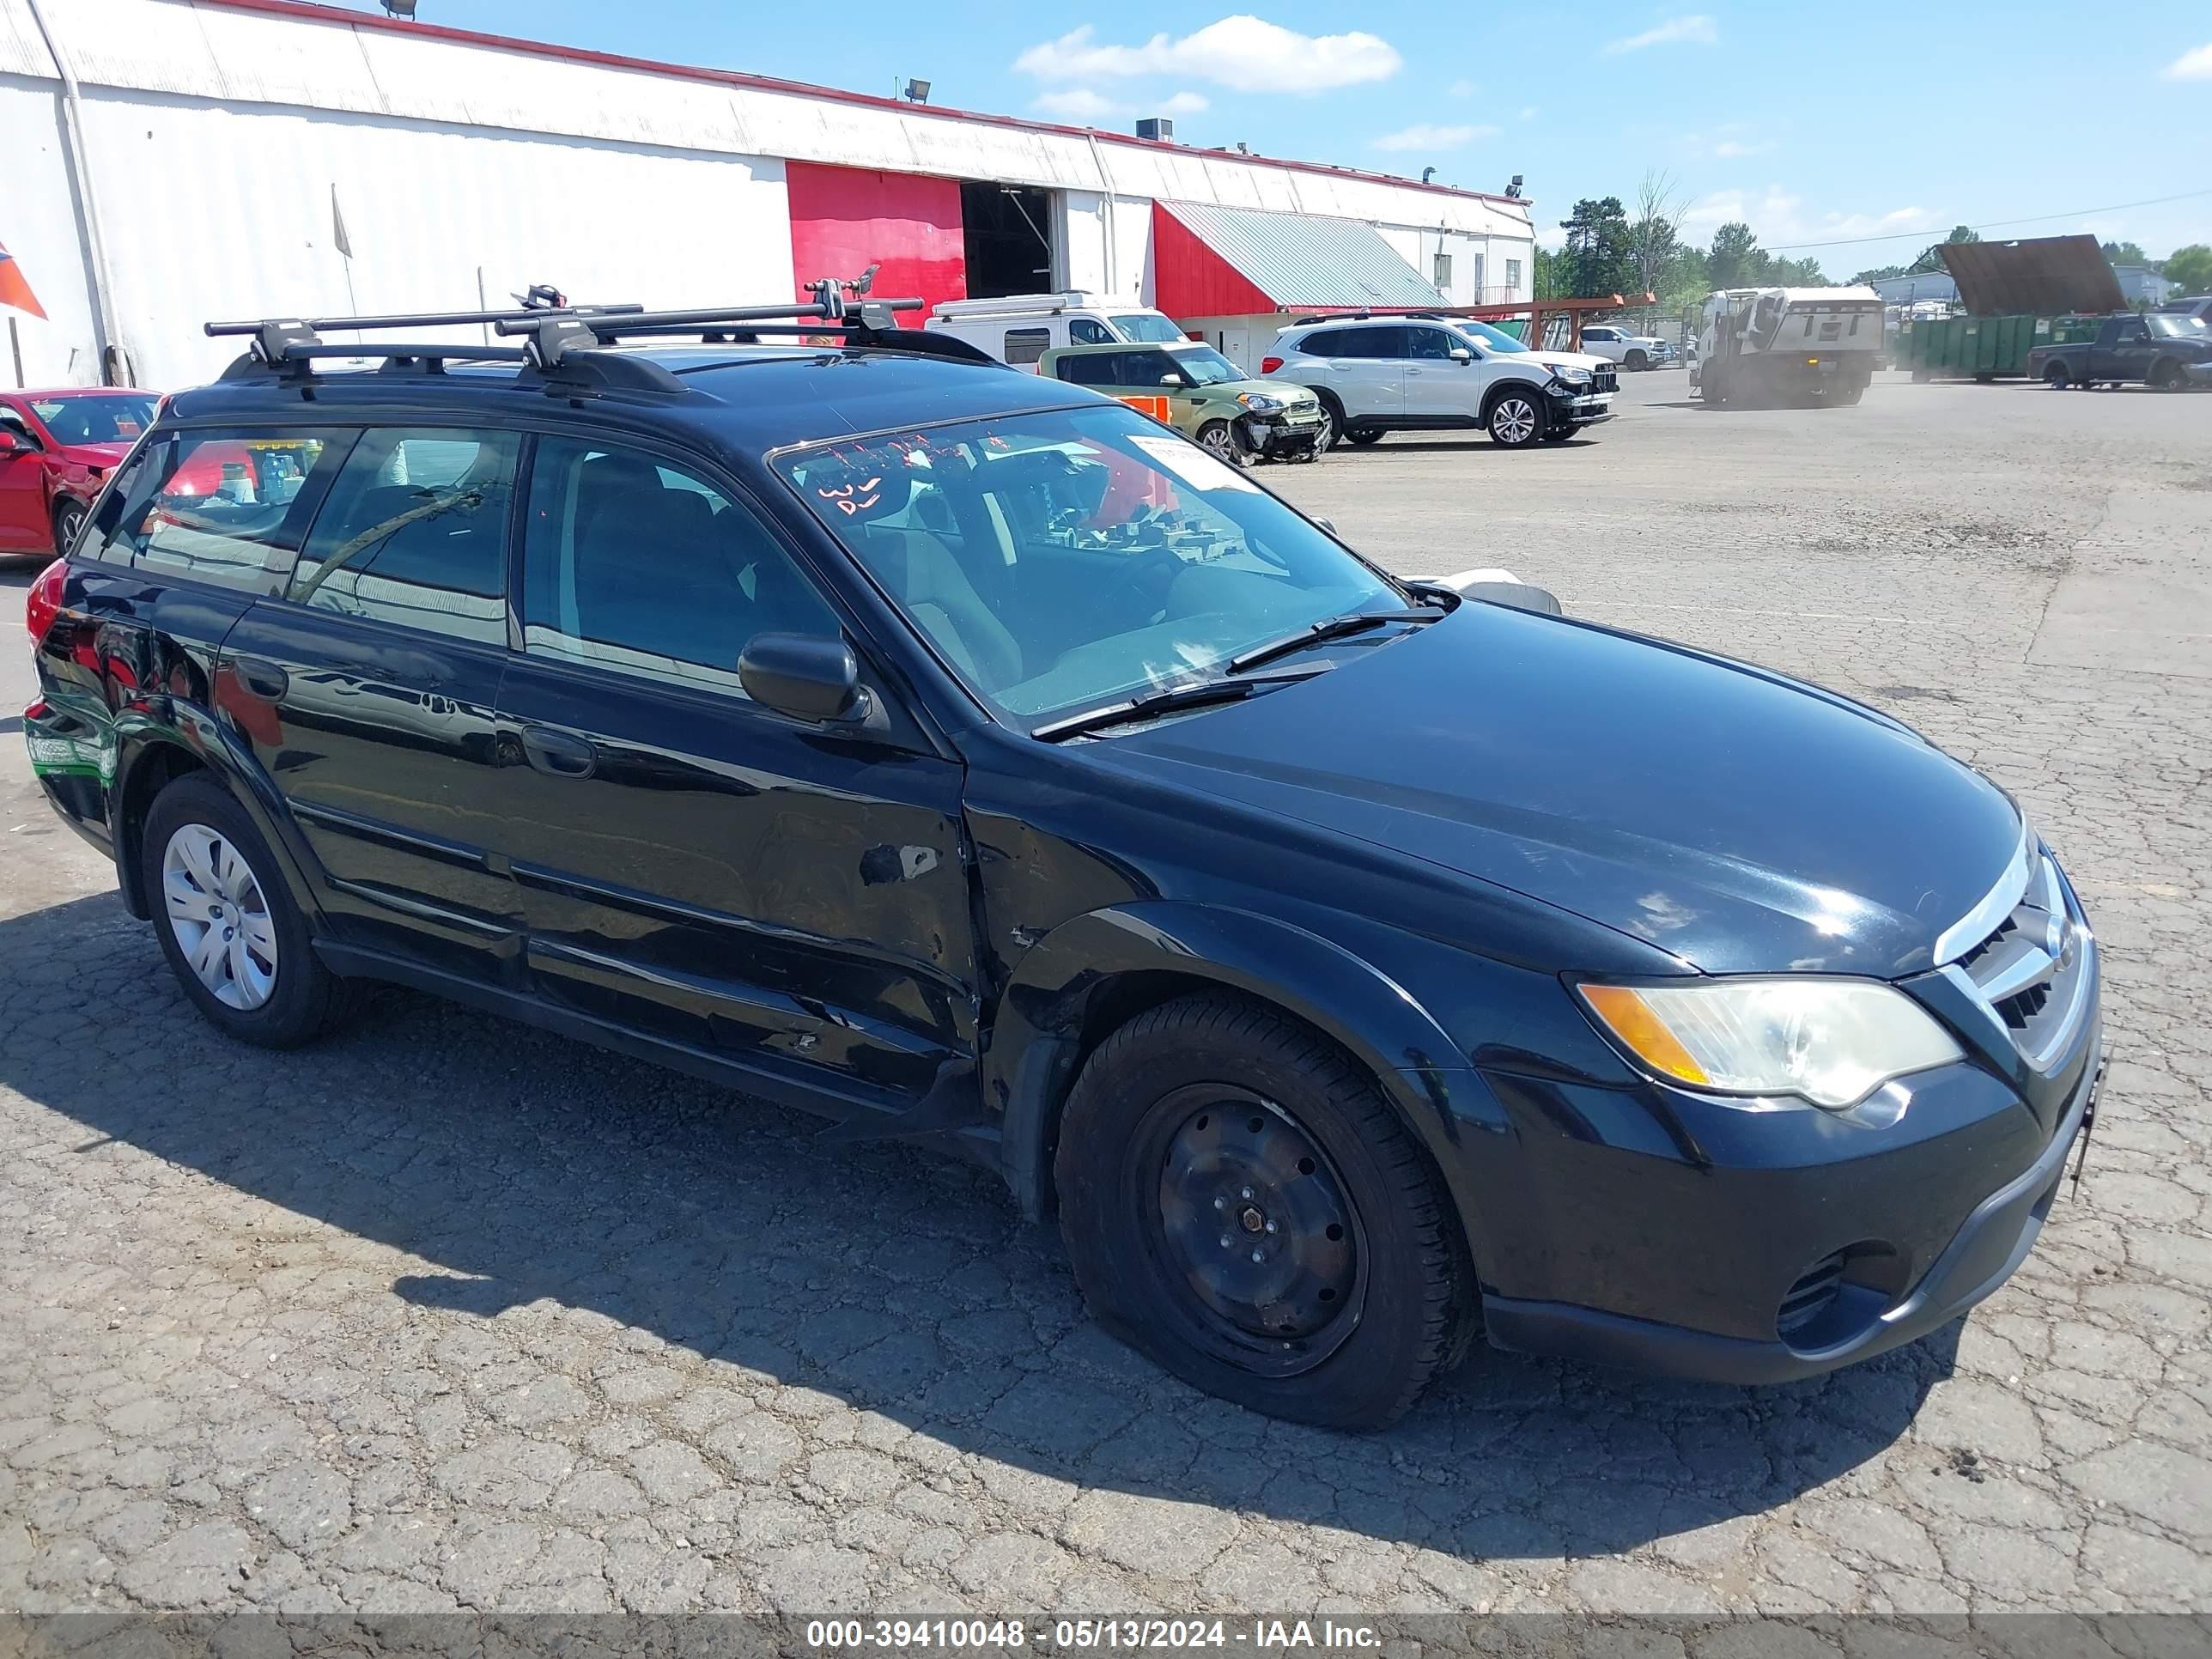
xmin=0 ymin=387 xmax=158 ymax=558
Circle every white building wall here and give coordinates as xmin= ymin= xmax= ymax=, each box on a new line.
xmin=3 ymin=0 xmax=1534 ymax=389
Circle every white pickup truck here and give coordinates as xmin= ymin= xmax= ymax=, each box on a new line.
xmin=1576 ymin=325 xmax=1675 ymax=371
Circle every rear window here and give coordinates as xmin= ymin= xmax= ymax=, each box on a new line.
xmin=89 ymin=429 xmax=352 ymax=592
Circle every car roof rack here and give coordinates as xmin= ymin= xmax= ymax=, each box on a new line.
xmin=204 ymin=280 xmax=1000 ymax=393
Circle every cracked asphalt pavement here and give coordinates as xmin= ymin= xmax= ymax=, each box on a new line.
xmin=3 ymin=373 xmax=2209 ymax=1620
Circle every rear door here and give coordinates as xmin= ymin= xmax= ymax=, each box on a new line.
xmin=216 ymin=426 xmax=525 ymax=975
xmin=492 ymin=432 xmax=976 ymax=1109
xmin=1303 ymin=326 xmax=1404 ymax=420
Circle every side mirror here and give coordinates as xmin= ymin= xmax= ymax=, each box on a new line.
xmin=0 ymin=425 xmax=34 ymax=454
xmin=738 ymin=633 xmax=861 ymax=722
xmin=1435 ymin=565 xmax=1564 ymax=616
xmin=1449 ymin=347 xmax=1474 ymax=363
xmin=1160 ymin=372 xmax=1186 ymax=386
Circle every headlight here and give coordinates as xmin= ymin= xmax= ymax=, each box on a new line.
xmin=1577 ymin=979 xmax=1962 ymax=1109
xmin=1547 ymin=364 xmax=1593 ymax=385
xmin=1237 ymin=392 xmax=1287 ymax=413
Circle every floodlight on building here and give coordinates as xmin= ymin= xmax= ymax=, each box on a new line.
xmin=903 ymin=79 xmax=931 ymax=104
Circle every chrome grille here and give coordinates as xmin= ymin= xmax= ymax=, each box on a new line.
xmin=1943 ymin=845 xmax=2093 ymax=1073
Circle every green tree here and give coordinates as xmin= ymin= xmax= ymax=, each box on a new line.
xmin=2163 ymin=244 xmax=2212 ymax=294
xmin=1534 ymin=246 xmax=1565 ymax=301
xmin=1850 ymin=262 xmax=1911 ymax=283
xmin=2100 ymin=240 xmax=2151 ymax=268
xmin=1559 ymin=197 xmax=1634 ymax=296
xmin=1770 ymin=254 xmax=1829 ymax=285
xmin=1706 ymin=222 xmax=1763 ymax=289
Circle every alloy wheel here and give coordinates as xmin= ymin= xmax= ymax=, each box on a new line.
xmin=162 ymin=822 xmax=278 ymax=1010
xmin=1492 ymin=397 xmax=1539 ymax=444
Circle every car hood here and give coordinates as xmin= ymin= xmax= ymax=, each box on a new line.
xmin=1083 ymin=603 xmax=2022 ymax=976
xmin=1535 ymin=351 xmax=1607 ymax=374
xmin=1207 ymin=378 xmax=1317 ymax=407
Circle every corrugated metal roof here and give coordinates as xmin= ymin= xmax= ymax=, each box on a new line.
xmin=1940 ymin=235 xmax=2125 ymax=317
xmin=1158 ymin=200 xmax=1443 ymax=310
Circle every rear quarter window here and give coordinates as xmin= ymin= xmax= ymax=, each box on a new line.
xmin=94 ymin=429 xmax=354 ymax=592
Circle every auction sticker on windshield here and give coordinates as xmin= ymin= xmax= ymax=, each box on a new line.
xmin=1128 ymin=433 xmax=1261 ymax=494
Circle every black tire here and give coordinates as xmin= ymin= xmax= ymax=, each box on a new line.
xmin=2151 ymin=359 xmax=2185 ymax=391
xmin=1194 ymin=420 xmax=1249 ymax=466
xmin=1486 ymin=388 xmax=1546 ymax=447
xmin=1624 ymin=349 xmax=1648 ymax=372
xmin=1310 ymin=392 xmax=1346 ymax=449
xmin=1702 ymin=375 xmax=1729 ymax=407
xmin=1344 ymin=427 xmax=1384 ymax=447
xmin=141 ymin=775 xmax=356 ymax=1048
xmin=1054 ymin=993 xmax=1475 ymax=1430
xmin=1540 ymin=428 xmax=1573 ymax=442
xmin=2045 ymin=362 xmax=2071 ymax=389
xmin=52 ymin=497 xmax=88 ymax=556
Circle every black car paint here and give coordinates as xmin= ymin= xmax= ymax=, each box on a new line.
xmin=2027 ymin=313 xmax=2212 ymax=386
xmin=27 ymin=346 xmax=2099 ymax=1386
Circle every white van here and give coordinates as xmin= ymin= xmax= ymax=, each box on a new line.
xmin=923 ymin=294 xmax=1185 ymax=371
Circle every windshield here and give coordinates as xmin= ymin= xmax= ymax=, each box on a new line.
xmin=27 ymin=394 xmax=157 ymax=445
xmin=1449 ymin=319 xmax=1532 ymax=355
xmin=1112 ymin=313 xmax=1186 ymax=343
xmin=2147 ymin=314 xmax=2207 ymax=338
xmin=775 ymin=404 xmax=1401 ymax=726
xmin=1173 ymin=346 xmax=1246 ymax=386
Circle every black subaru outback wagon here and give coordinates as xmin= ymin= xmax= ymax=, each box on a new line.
xmin=23 ymin=294 xmax=2102 ymax=1429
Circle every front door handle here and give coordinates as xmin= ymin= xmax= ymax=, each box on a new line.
xmin=231 ymin=657 xmax=289 ymax=701
xmin=518 ymin=724 xmax=596 ymax=779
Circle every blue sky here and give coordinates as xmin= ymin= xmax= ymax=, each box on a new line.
xmin=337 ymin=2 xmax=2212 ymax=268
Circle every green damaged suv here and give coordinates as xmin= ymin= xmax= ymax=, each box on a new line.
xmin=1040 ymin=340 xmax=1326 ymax=464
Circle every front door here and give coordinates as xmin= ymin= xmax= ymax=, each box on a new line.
xmin=492 ymin=433 xmax=976 ymax=1112
xmin=0 ymin=401 xmax=49 ymax=551
xmin=216 ymin=425 xmax=525 ymax=975
xmin=1401 ymin=325 xmax=1481 ymax=419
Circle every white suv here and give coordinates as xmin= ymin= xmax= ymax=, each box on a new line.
xmin=1261 ymin=317 xmax=1617 ymax=450
xmin=1577 ymin=325 xmax=1676 ymax=371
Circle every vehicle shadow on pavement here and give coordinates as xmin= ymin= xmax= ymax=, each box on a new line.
xmin=0 ymin=891 xmax=1956 ymax=1564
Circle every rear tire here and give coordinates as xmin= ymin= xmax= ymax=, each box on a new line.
xmin=141 ymin=775 xmax=356 ymax=1048
xmin=2045 ymin=363 xmax=2071 ymax=389
xmin=1054 ymin=994 xmax=1475 ymax=1430
xmin=1624 ymin=349 xmax=1648 ymax=372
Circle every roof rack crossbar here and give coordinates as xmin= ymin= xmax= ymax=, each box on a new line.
xmin=284 ymin=343 xmax=532 ymax=364
xmin=204 ymin=302 xmax=643 ymax=338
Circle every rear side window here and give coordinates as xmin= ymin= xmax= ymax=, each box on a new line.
xmin=1305 ymin=326 xmax=1394 ymax=359
xmin=1004 ymin=327 xmax=1052 ymax=366
xmin=520 ymin=436 xmax=838 ymax=697
xmin=1054 ymin=352 xmax=1121 ymax=387
xmin=96 ymin=429 xmax=352 ymax=592
xmin=285 ymin=428 xmax=520 ymax=644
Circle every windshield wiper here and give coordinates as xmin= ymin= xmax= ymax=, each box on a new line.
xmin=1030 ymin=672 xmax=1318 ymax=743
xmin=1226 ymin=607 xmax=1442 ymax=675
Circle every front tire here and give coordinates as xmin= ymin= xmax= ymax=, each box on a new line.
xmin=1345 ymin=427 xmax=1384 ymax=447
xmin=1054 ymin=994 xmax=1474 ymax=1430
xmin=1486 ymin=390 xmax=1545 ymax=447
xmin=1195 ymin=420 xmax=1249 ymax=466
xmin=142 ymin=775 xmax=356 ymax=1048
xmin=1310 ymin=392 xmax=1345 ymax=450
xmin=52 ymin=497 xmax=88 ymax=556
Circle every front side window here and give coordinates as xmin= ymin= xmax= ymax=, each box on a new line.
xmin=522 ymin=436 xmax=837 ymax=697
xmin=287 ymin=428 xmax=517 ymax=643
xmin=775 ymin=404 xmax=1401 ymax=725
xmin=1069 ymin=318 xmax=1115 ymax=345
xmin=105 ymin=428 xmax=350 ymax=592
xmin=1406 ymin=328 xmax=1463 ymax=361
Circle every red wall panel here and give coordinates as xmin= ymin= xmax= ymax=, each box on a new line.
xmin=1149 ymin=202 xmax=1277 ymax=319
xmin=786 ymin=161 xmax=967 ymax=315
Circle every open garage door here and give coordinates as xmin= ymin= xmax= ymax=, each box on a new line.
xmin=960 ymin=183 xmax=1055 ymax=299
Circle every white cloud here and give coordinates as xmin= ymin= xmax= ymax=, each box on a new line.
xmin=1449 ymin=78 xmax=1476 ymax=98
xmin=2163 ymin=41 xmax=2212 ymax=79
xmin=1014 ymin=17 xmax=1402 ymax=94
xmin=1683 ymin=186 xmax=1936 ymax=252
xmin=1712 ymin=137 xmax=1772 ymax=158
xmin=1031 ymin=86 xmax=1209 ymax=120
xmin=1372 ymin=122 xmax=1497 ymax=151
xmin=1603 ymin=14 xmax=1718 ymax=54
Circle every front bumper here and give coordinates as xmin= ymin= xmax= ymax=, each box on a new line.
xmin=1240 ymin=410 xmax=1327 ymax=457
xmin=1547 ymin=388 xmax=1615 ymax=426
xmin=1482 ymin=1043 xmax=2100 ymax=1382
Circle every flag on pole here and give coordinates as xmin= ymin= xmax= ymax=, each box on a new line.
xmin=0 ymin=240 xmax=46 ymax=319
xmin=331 ymin=185 xmax=353 ymax=260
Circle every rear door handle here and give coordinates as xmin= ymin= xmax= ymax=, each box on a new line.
xmin=231 ymin=657 xmax=289 ymax=701
xmin=518 ymin=724 xmax=596 ymax=779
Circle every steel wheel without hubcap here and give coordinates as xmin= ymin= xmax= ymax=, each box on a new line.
xmin=1490 ymin=396 xmax=1540 ymax=446
xmin=1141 ymin=1085 xmax=1366 ymax=1377
xmin=162 ymin=823 xmax=278 ymax=1010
